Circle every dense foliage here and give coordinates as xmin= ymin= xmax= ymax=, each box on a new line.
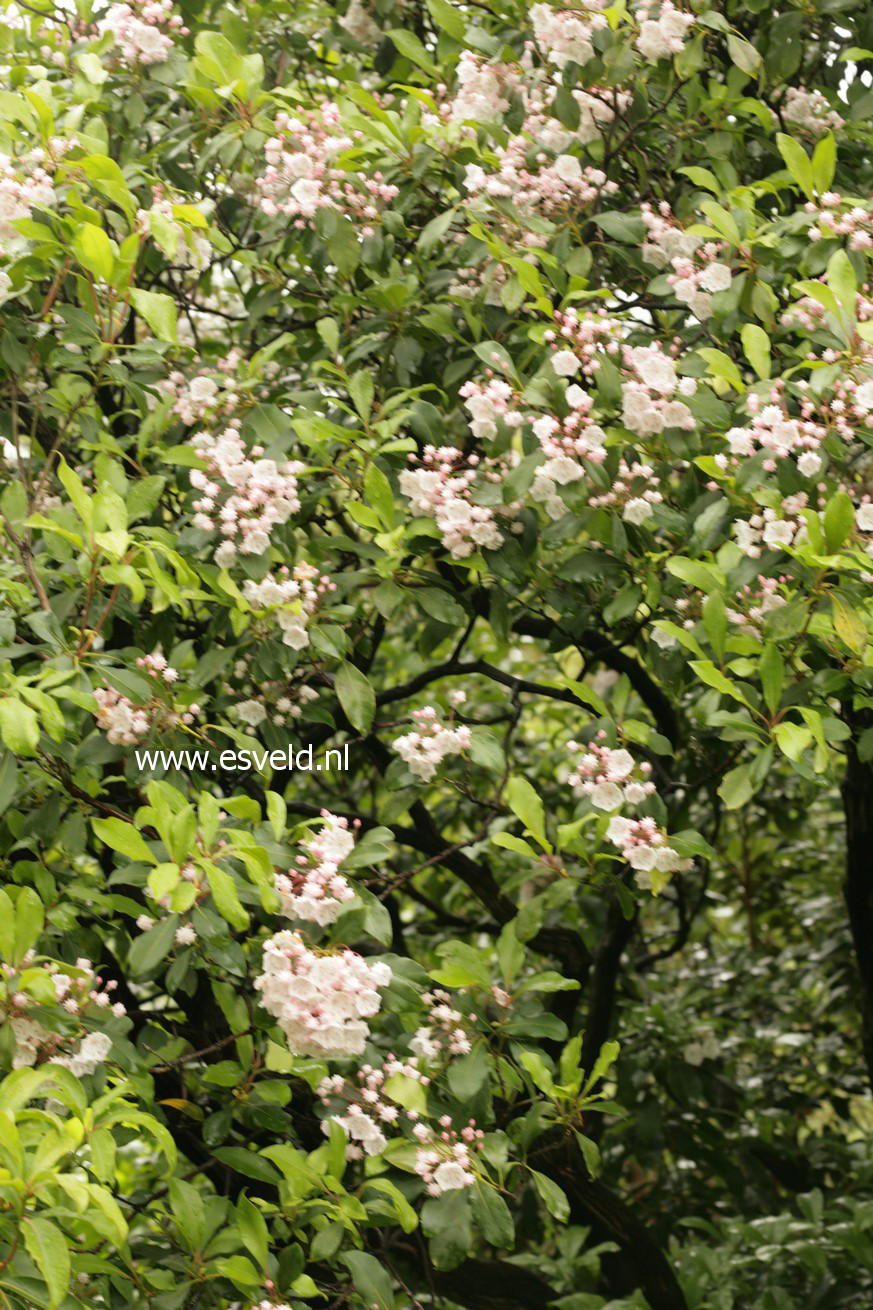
xmin=1 ymin=0 xmax=873 ymax=1306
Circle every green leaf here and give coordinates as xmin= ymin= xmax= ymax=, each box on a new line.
xmin=169 ymin=1177 xmax=206 ymax=1252
xmin=205 ymin=862 xmax=250 ymax=931
xmin=741 ymin=324 xmax=771 ymax=380
xmin=811 ymin=132 xmax=836 ymax=194
xmin=823 ymin=490 xmax=855 ymax=552
xmin=689 ymin=661 xmax=750 ymax=707
xmin=425 ymin=0 xmax=466 ymax=41
xmin=718 ymin=763 xmax=754 ymax=810
xmin=832 ymin=594 xmax=867 ymax=653
xmin=364 ymin=461 xmax=395 ymax=529
xmin=92 ymin=817 xmax=156 ymax=863
xmin=759 ymin=644 xmax=784 ymax=715
xmin=530 ymin=1170 xmax=570 ymax=1222
xmin=23 ymin=1216 xmax=70 ymax=1309
xmin=349 ymin=371 xmax=375 ymax=422
xmin=335 ymin=661 xmax=376 ymax=734
xmin=777 ymin=133 xmax=815 ymax=200
xmin=236 ymin=1193 xmax=269 ymax=1271
xmin=470 ymin=1184 xmax=514 ymax=1249
xmin=130 ymin=289 xmax=178 ymax=344
xmin=72 ymin=223 xmax=114 ymax=282
xmin=507 ymin=776 xmax=547 ymax=847
xmin=0 ymin=699 xmax=39 ymax=756
xmin=343 ymin=1250 xmax=395 ymax=1310
xmin=128 ymin=914 xmax=178 ymax=976
xmin=727 ymin=33 xmax=762 ymax=77
xmin=388 ymin=28 xmax=437 ymax=73
xmin=827 ymin=248 xmax=857 ymax=325
xmin=773 ymin=721 xmax=813 ymax=763
xmin=13 ymin=886 xmax=43 ymax=963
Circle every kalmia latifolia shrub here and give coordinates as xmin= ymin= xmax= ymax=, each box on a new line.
xmin=1 ymin=0 xmax=873 ymax=1307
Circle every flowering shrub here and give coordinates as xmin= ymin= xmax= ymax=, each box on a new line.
xmin=1 ymin=0 xmax=873 ymax=1308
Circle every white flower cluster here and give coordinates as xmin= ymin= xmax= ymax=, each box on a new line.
xmin=567 ymin=738 xmax=655 ymax=811
xmin=724 ymin=403 xmax=826 ymax=477
xmin=733 ymin=498 xmax=809 ymax=558
xmin=399 ymin=445 xmax=520 ymax=558
xmin=634 ymin=0 xmax=694 ymax=61
xmin=241 ymin=562 xmax=335 ymax=651
xmin=449 ymin=51 xmax=517 ymax=123
xmin=99 ymin=0 xmax=187 ymax=67
xmin=410 ymin=989 xmax=472 ymax=1063
xmin=318 ymin=1055 xmax=428 ymax=1159
xmin=530 ymin=1 xmax=609 ymax=69
xmin=339 ymin=0 xmax=382 ymax=45
xmin=605 ymin=815 xmax=692 ymax=891
xmin=641 ymin=201 xmax=732 ymax=319
xmin=254 ymin=930 xmax=391 ymax=1058
xmin=275 ymin=811 xmax=357 ymax=926
xmin=413 ymin=1116 xmax=484 ymax=1197
xmin=621 ymin=344 xmax=697 ymax=436
xmin=95 ymin=652 xmax=200 ymax=745
xmin=684 ymin=1032 xmax=720 ymax=1065
xmin=393 ymin=706 xmax=472 ymax=782
xmin=190 ymin=421 xmax=303 ymax=567
xmin=7 ymin=956 xmax=124 ymax=1071
xmin=0 ymin=149 xmax=57 ymax=244
xmin=782 ymin=86 xmax=845 ymax=137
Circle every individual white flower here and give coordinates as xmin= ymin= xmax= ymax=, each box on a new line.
xmin=699 ymin=262 xmax=732 ymax=293
xmin=554 ymin=154 xmax=583 ymax=183
xmin=762 ymin=520 xmax=794 ymax=549
xmin=433 ymin=1160 xmax=472 ymax=1191
xmin=857 ymin=504 xmax=873 ymax=531
xmin=623 ymin=497 xmax=654 ymax=525
xmin=237 ymin=699 xmax=267 ymax=726
xmin=854 ymin=379 xmax=873 ymax=412
xmin=797 ymin=452 xmax=822 ymax=477
xmin=552 ymin=350 xmax=580 ymax=377
xmin=590 ymin=781 xmax=624 ymax=811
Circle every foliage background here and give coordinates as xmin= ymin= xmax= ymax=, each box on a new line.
xmin=0 ymin=0 xmax=873 ymax=1306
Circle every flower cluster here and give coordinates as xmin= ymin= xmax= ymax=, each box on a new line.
xmin=530 ymin=384 xmax=609 ymax=519
xmin=807 ymin=193 xmax=873 ymax=252
xmin=588 ymin=456 xmax=665 ymax=525
xmin=530 ymin=2 xmax=609 ymax=69
xmin=98 ymin=0 xmax=187 ymax=67
xmin=783 ymin=284 xmax=873 ymax=335
xmin=160 ymin=352 xmax=246 ymax=425
xmin=605 ymin=815 xmax=691 ymax=890
xmin=190 ymin=421 xmax=303 ymax=567
xmin=95 ymin=653 xmax=200 ymax=745
xmin=463 ymin=150 xmax=617 ymax=222
xmin=448 ymin=51 xmax=519 ymax=124
xmin=724 ymin=391 xmax=830 ymax=476
xmin=0 ymin=149 xmax=59 ymax=244
xmin=684 ymin=1032 xmax=720 ymax=1065
xmin=254 ymin=931 xmax=392 ymax=1058
xmin=339 ymin=0 xmax=382 ymax=44
xmin=413 ymin=1116 xmax=484 ymax=1196
xmin=621 ymin=343 xmax=697 ymax=436
xmin=725 ymin=575 xmax=788 ymax=638
xmin=275 ymin=811 xmax=357 ymax=926
xmin=393 ymin=706 xmax=471 ymax=782
xmin=410 ymin=989 xmax=473 ymax=1063
xmin=137 ymin=192 xmax=210 ymax=269
xmin=255 ymin=105 xmax=399 ymax=232
xmin=733 ymin=498 xmax=809 ymax=558
xmin=241 ymin=562 xmax=335 ymax=651
xmin=544 ymin=306 xmax=624 ymax=379
xmin=7 ymin=956 xmax=125 ymax=1072
xmin=399 ymin=446 xmax=522 ymax=559
xmin=634 ymin=0 xmax=695 ymax=62
xmin=782 ymin=86 xmax=845 ymax=137
xmin=641 ymin=202 xmax=732 ymax=319
xmin=318 ymin=1055 xmax=429 ymax=1159
xmin=568 ymin=736 xmax=655 ymax=811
